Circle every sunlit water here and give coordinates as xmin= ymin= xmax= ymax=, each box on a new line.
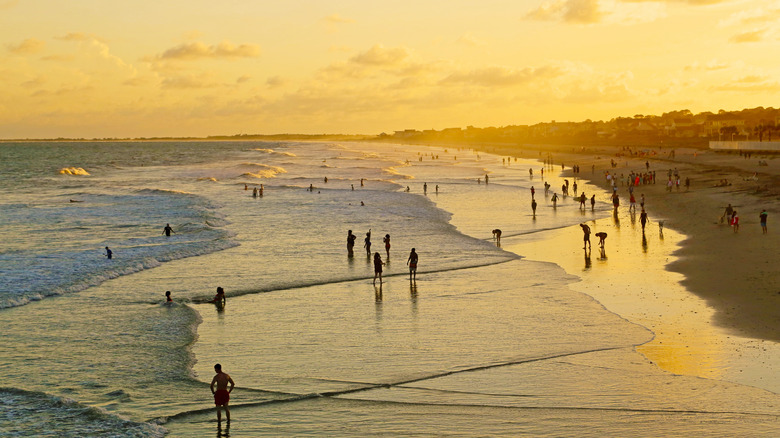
xmin=0 ymin=141 xmax=777 ymax=436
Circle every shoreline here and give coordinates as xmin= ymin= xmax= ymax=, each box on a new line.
xmin=465 ymin=142 xmax=780 ymax=343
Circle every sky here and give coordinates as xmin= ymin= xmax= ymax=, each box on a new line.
xmin=2 ymin=0 xmax=779 ymax=138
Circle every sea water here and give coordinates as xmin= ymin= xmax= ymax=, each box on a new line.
xmin=0 ymin=141 xmax=777 ymax=436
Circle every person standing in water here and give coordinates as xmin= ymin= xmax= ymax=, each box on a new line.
xmin=364 ymin=230 xmax=372 ymax=256
xmin=551 ymin=193 xmax=558 ymax=207
xmin=580 ymin=223 xmax=591 ymax=250
xmin=373 ymin=252 xmax=384 ymax=285
xmin=211 ymin=287 xmax=226 ymax=306
xmin=165 ymin=291 xmax=172 ymax=303
xmin=383 ymin=234 xmax=391 ymax=259
xmin=162 ymin=223 xmax=175 ymax=237
xmin=590 ymin=195 xmax=596 ymax=210
xmin=407 ymin=248 xmax=418 ymax=281
xmin=531 ymin=199 xmax=537 ymax=216
xmin=105 ymin=247 xmax=112 ymax=259
xmin=423 ymin=182 xmax=428 ymax=194
xmin=492 ymin=229 xmax=502 ymax=245
xmin=347 ymin=230 xmax=357 ymax=257
xmin=210 ymin=364 xmax=235 ymax=424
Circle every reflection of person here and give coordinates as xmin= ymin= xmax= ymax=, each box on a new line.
xmin=163 ymin=223 xmax=175 ymax=236
xmin=105 ymin=247 xmax=112 ymax=259
xmin=407 ymin=248 xmax=418 ymax=281
xmin=373 ymin=252 xmax=384 ymax=285
xmin=580 ymin=224 xmax=591 ymax=250
xmin=210 ymin=364 xmax=235 ymax=424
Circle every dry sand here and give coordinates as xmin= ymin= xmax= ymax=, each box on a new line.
xmin=479 ymin=143 xmax=780 ymax=343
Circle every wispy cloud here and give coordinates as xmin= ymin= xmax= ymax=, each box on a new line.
xmin=441 ymin=65 xmax=563 ymax=87
xmin=7 ymin=38 xmax=45 ymax=55
xmin=151 ymin=41 xmax=260 ymax=61
xmin=730 ymin=29 xmax=766 ymax=43
xmin=349 ymin=45 xmax=409 ymax=66
xmin=525 ymin=0 xmax=603 ymax=24
xmin=0 ymin=0 xmax=19 ymax=10
xmin=323 ymin=13 xmax=355 ymax=25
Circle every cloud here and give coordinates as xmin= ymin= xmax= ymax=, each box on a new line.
xmin=7 ymin=38 xmax=45 ymax=55
xmin=711 ymin=76 xmax=780 ymax=93
xmin=622 ymin=0 xmax=724 ymax=4
xmin=323 ymin=14 xmax=355 ymax=24
xmin=349 ymin=45 xmax=409 ymax=66
xmin=684 ymin=59 xmax=728 ymax=71
xmin=56 ymin=32 xmax=101 ymax=42
xmin=456 ymin=33 xmax=486 ymax=47
xmin=266 ymin=76 xmax=286 ymax=88
xmin=236 ymin=75 xmax=251 ymax=84
xmin=0 ymin=0 xmax=18 ymax=10
xmin=730 ymin=29 xmax=766 ymax=43
xmin=524 ymin=0 xmax=675 ymax=25
xmin=440 ymin=65 xmax=563 ymax=87
xmin=152 ymin=41 xmax=260 ymax=61
xmin=719 ymin=3 xmax=780 ymax=27
xmin=161 ymin=74 xmax=220 ymax=89
xmin=526 ymin=0 xmax=603 ymax=24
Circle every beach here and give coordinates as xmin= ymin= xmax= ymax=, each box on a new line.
xmin=0 ymin=140 xmax=778 ymax=436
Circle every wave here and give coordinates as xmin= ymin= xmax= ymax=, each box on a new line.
xmin=191 ymin=257 xmax=518 ymax=303
xmin=239 ymin=163 xmax=287 ymax=179
xmin=0 ymin=387 xmax=166 ymax=437
xmin=251 ymin=148 xmax=297 ymax=157
xmin=196 ymin=177 xmax=218 ymax=182
xmin=59 ymin=167 xmax=90 ymax=176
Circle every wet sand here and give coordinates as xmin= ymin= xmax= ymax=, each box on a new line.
xmin=477 ymin=143 xmax=780 ymax=344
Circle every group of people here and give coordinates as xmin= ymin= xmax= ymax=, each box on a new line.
xmin=347 ymin=230 xmax=418 ymax=284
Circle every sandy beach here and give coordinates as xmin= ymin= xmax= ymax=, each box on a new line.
xmin=457 ymin=142 xmax=780 ymax=384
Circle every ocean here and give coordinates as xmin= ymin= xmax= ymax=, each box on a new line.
xmin=0 ymin=140 xmax=777 ymax=436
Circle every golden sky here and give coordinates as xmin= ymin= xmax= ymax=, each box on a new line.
xmin=2 ymin=0 xmax=779 ymax=138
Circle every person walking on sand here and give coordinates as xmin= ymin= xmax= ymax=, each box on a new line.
xmin=580 ymin=223 xmax=591 ymax=250
xmin=579 ymin=193 xmax=586 ymax=209
xmin=760 ymin=209 xmax=768 ymax=234
xmin=721 ymin=204 xmax=734 ymax=224
xmin=640 ymin=209 xmax=648 ymax=232
xmin=407 ymin=248 xmax=418 ymax=281
xmin=383 ymin=234 xmax=391 ymax=259
xmin=423 ymin=182 xmax=427 ymax=194
xmin=530 ymin=186 xmax=535 ymax=198
xmin=373 ymin=252 xmax=384 ymax=285
xmin=347 ymin=230 xmax=357 ymax=257
xmin=531 ymin=199 xmax=537 ymax=216
xmin=162 ymin=223 xmax=176 ymax=237
xmin=210 ymin=364 xmax=235 ymax=424
xmin=551 ymin=193 xmax=558 ymax=207
xmin=105 ymin=247 xmax=112 ymax=260
xmin=590 ymin=194 xmax=595 ymax=210
xmin=364 ymin=230 xmax=372 ymax=256
xmin=731 ymin=211 xmax=739 ymax=233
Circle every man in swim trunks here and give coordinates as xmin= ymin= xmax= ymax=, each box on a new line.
xmin=162 ymin=223 xmax=175 ymax=237
xmin=210 ymin=363 xmax=235 ymax=423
